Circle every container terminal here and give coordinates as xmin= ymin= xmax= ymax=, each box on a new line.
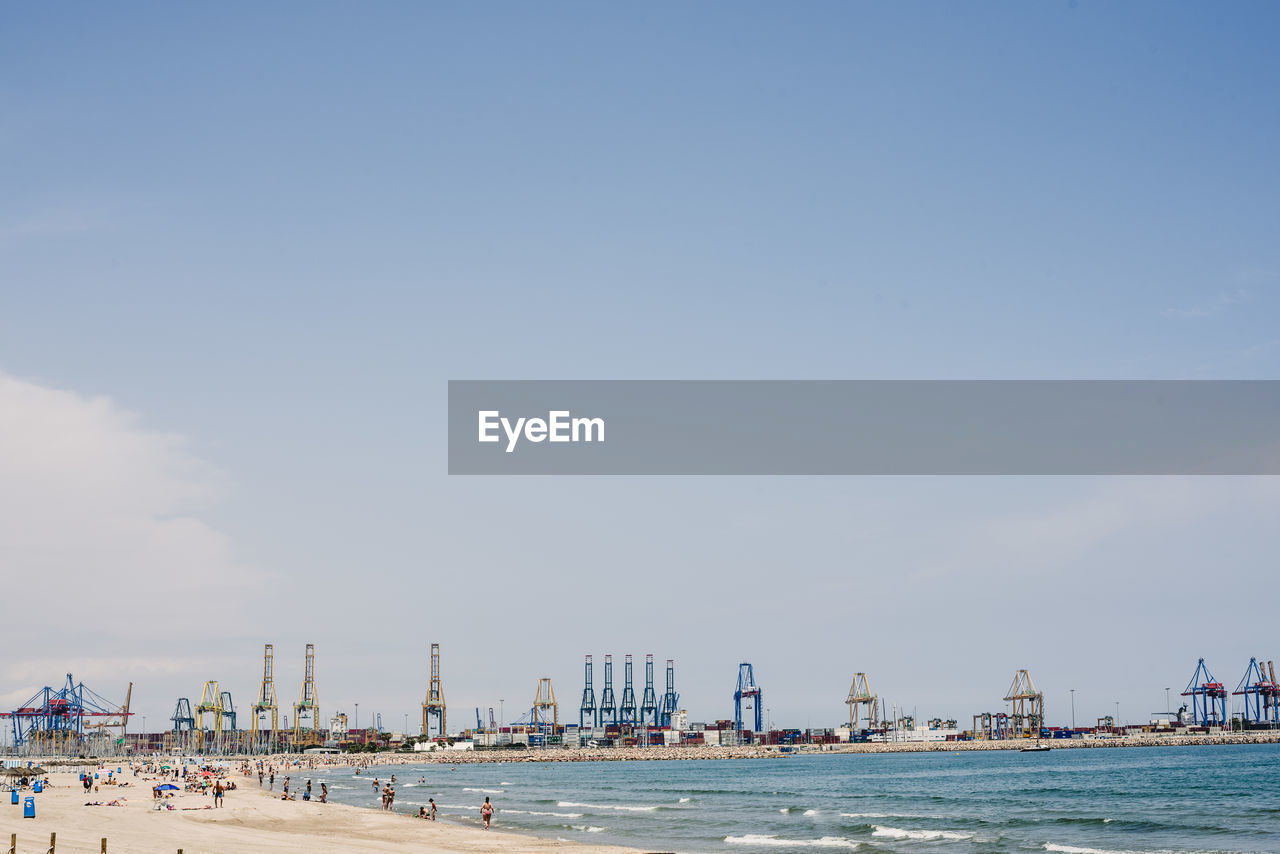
xmin=2 ymin=646 xmax=1276 ymax=757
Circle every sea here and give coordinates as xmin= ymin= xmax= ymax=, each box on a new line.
xmin=308 ymin=744 xmax=1280 ymax=853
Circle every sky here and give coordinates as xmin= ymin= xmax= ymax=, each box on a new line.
xmin=1 ymin=1 xmax=1278 ymax=739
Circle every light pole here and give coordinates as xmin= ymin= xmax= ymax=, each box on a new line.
xmin=1069 ymin=690 xmax=1075 ymax=730
xmin=500 ymin=699 xmax=504 ymax=729
xmin=1165 ymin=687 xmax=1171 ymax=713
xmin=355 ymin=703 xmax=359 ymax=732
xmin=1115 ymin=701 xmax=1120 ymax=730
xmin=404 ymin=713 xmax=408 ymax=735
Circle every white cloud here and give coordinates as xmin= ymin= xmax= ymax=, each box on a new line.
xmin=0 ymin=371 xmax=264 ymax=713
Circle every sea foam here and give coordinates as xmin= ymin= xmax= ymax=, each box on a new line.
xmin=871 ymin=825 xmax=973 ymax=841
xmin=725 ymin=835 xmax=860 ymax=849
xmin=1043 ymin=845 xmax=1148 ymax=854
xmin=559 ymin=800 xmax=658 ymax=812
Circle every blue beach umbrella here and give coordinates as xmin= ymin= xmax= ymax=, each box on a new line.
xmin=156 ymin=784 xmax=179 ymax=791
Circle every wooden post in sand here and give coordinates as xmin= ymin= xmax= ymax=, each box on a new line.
xmin=101 ymin=838 xmax=108 ymax=853
xmin=8 ymin=832 xmax=15 ymax=854
xmin=46 ymin=831 xmax=55 ymax=854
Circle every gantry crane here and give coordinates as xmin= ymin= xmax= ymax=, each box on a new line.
xmin=251 ymin=644 xmax=278 ymax=749
xmin=659 ymin=659 xmax=679 ymax=727
xmin=422 ymin=642 xmax=446 ymax=738
xmin=533 ymin=677 xmax=558 ymax=729
xmin=640 ymin=654 xmax=660 ymax=726
xmin=734 ymin=662 xmax=762 ymax=732
xmin=619 ymin=655 xmax=638 ymax=725
xmin=293 ymin=643 xmax=320 ymax=744
xmin=846 ymin=672 xmax=879 ymax=730
xmin=579 ymin=655 xmax=597 ymax=728
xmin=598 ymin=655 xmax=617 ymax=726
xmin=1004 ymin=669 xmax=1044 ymax=738
xmin=195 ymin=681 xmax=223 ymax=748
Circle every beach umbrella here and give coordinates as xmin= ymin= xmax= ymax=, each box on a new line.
xmin=27 ymin=767 xmax=46 ymax=775
xmin=0 ymin=768 xmax=24 ymax=777
xmin=156 ymin=783 xmax=179 ymax=791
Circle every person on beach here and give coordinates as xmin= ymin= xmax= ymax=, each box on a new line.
xmin=429 ymin=798 xmax=436 ymax=820
xmin=320 ymin=782 xmax=327 ymax=804
xmin=481 ymin=796 xmax=494 ymax=829
xmin=269 ymin=772 xmax=274 ymax=790
xmin=213 ymin=781 xmax=224 ymax=808
xmin=304 ymin=780 xmax=312 ymax=801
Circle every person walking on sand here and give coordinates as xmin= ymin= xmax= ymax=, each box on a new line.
xmin=214 ymin=781 xmax=224 ymax=808
xmin=429 ymin=798 xmax=436 ymax=820
xmin=319 ymin=782 xmax=327 ymax=804
xmin=481 ymin=796 xmax=494 ymax=829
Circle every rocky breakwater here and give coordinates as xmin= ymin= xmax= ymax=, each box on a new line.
xmin=820 ymin=731 xmax=1280 ymax=754
xmin=417 ymin=744 xmax=785 ymax=763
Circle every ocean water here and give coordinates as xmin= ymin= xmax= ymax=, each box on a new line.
xmin=309 ymin=744 xmax=1280 ymax=853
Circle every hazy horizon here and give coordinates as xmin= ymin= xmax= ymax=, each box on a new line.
xmin=2 ymin=2 xmax=1278 ymax=739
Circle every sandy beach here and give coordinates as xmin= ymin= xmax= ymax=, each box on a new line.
xmin=0 ymin=769 xmax=645 ymax=854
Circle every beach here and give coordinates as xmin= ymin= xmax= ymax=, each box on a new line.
xmin=0 ymin=768 xmax=644 ymax=854
xmin=5 ymin=740 xmax=1280 ymax=854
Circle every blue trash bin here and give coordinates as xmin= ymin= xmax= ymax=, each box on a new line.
xmin=23 ymin=796 xmax=35 ymax=818
xmin=33 ymin=781 xmax=43 ymax=793
xmin=10 ymin=790 xmax=17 ymax=805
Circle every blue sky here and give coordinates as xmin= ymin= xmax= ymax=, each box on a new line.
xmin=1 ymin=2 xmax=1278 ymax=735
